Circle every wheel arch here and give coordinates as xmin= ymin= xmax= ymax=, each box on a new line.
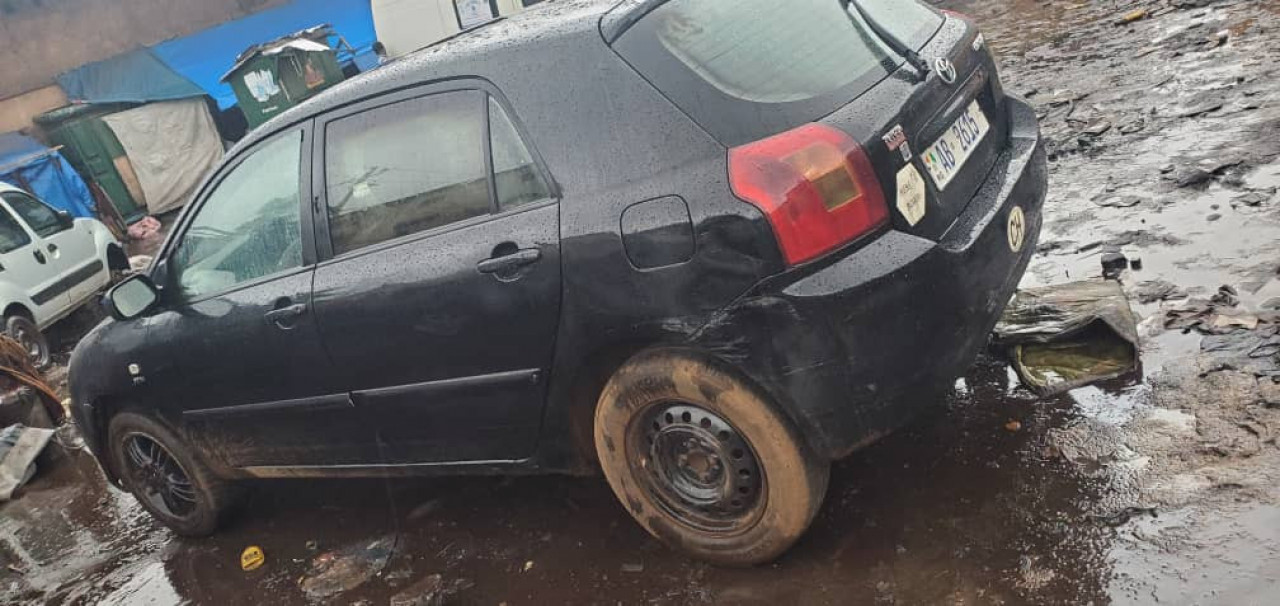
xmin=106 ymin=242 xmax=129 ymax=272
xmin=3 ymin=301 xmax=34 ymax=322
xmin=561 ymin=341 xmax=811 ymax=473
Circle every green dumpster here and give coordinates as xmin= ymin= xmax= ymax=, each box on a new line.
xmin=33 ymin=104 xmax=148 ymax=223
xmin=223 ymin=27 xmax=346 ymax=130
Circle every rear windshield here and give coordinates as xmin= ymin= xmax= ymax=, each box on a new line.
xmin=613 ymin=0 xmax=944 ymax=145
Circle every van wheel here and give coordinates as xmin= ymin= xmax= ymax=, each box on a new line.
xmin=107 ymin=412 xmax=234 ymax=536
xmin=594 ymin=350 xmax=829 ymax=566
xmin=5 ymin=315 xmax=50 ymax=369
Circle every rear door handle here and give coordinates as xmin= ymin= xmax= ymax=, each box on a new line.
xmin=264 ymin=303 xmax=307 ymax=328
xmin=477 ymin=248 xmax=542 ymax=275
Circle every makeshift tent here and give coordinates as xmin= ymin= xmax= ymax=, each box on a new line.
xmin=101 ymin=98 xmax=225 ymax=215
xmin=153 ymin=0 xmax=378 ymax=110
xmin=56 ymin=48 xmax=206 ymax=105
xmin=0 ymin=132 xmax=96 ymax=218
xmin=35 ymin=105 xmax=149 ymax=222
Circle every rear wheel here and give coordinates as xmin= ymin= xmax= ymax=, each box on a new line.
xmin=594 ymin=350 xmax=829 ymax=566
xmin=107 ymin=412 xmax=234 ymax=536
xmin=5 ymin=314 xmax=50 ymax=369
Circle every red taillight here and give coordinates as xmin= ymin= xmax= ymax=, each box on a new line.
xmin=729 ymin=124 xmax=888 ymax=266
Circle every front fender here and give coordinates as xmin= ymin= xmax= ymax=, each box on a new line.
xmin=67 ymin=315 xmax=153 ymax=483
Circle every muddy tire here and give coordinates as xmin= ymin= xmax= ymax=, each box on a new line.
xmin=107 ymin=412 xmax=234 ymax=537
xmin=594 ymin=350 xmax=829 ymax=566
xmin=5 ymin=314 xmax=50 ymax=370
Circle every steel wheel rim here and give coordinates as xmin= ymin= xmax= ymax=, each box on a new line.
xmin=13 ymin=325 xmax=42 ymax=360
xmin=122 ymin=433 xmax=198 ymax=518
xmin=628 ymin=402 xmax=765 ymax=534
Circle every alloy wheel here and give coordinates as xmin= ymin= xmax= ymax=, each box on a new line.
xmin=122 ymin=434 xmax=198 ymax=518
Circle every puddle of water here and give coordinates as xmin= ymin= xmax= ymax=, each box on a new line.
xmin=1108 ymin=504 xmax=1280 ymax=605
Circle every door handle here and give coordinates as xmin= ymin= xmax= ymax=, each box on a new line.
xmin=264 ymin=303 xmax=308 ymax=329
xmin=477 ymin=248 xmax=542 ymax=275
xmin=33 ymin=250 xmax=46 ymax=264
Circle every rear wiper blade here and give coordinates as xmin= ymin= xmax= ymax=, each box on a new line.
xmin=842 ymin=0 xmax=931 ymax=77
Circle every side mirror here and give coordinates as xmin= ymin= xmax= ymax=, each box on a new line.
xmin=103 ymin=275 xmax=160 ymax=320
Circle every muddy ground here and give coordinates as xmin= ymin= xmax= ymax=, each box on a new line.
xmin=5 ymin=0 xmax=1280 ymax=604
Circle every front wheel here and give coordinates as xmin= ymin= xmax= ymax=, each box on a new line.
xmin=594 ymin=351 xmax=829 ymax=566
xmin=5 ymin=314 xmax=50 ymax=369
xmin=107 ymin=412 xmax=235 ymax=536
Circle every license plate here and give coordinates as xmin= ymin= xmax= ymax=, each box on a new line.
xmin=922 ymin=101 xmax=990 ymax=190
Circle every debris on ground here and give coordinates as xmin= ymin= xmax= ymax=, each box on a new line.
xmin=127 ymin=255 xmax=153 ymax=272
xmin=1101 ymin=251 xmax=1129 ymax=278
xmin=0 ymin=425 xmax=55 ymax=500
xmin=994 ymin=280 xmax=1140 ymax=395
xmin=1115 ymin=9 xmax=1148 ymax=25
xmin=299 ymin=536 xmax=396 ymax=600
xmin=126 ymin=216 xmax=163 ymax=242
xmin=390 ymin=574 xmax=444 ymax=606
xmin=1135 ymin=280 xmax=1188 ymax=304
xmin=240 ymin=545 xmax=265 ymax=572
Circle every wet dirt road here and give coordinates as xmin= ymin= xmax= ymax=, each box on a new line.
xmin=5 ymin=0 xmax=1280 ymax=604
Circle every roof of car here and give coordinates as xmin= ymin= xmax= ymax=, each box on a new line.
xmin=229 ymin=0 xmax=623 ymax=158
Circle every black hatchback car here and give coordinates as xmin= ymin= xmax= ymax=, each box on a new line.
xmin=71 ymin=0 xmax=1045 ymax=565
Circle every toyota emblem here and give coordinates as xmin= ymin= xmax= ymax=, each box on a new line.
xmin=934 ymin=58 xmax=958 ymax=85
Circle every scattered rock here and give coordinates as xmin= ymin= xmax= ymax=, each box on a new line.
xmin=1136 ymin=280 xmax=1187 ymax=304
xmin=1175 ymin=101 xmax=1224 ymax=118
xmin=1115 ymin=8 xmax=1148 ymax=25
xmin=1207 ymin=213 xmax=1222 ymax=222
xmin=1233 ymin=189 xmax=1276 ymax=207
xmin=1080 ymin=119 xmax=1113 ymax=136
xmin=1102 ymin=251 xmax=1129 ymax=278
xmin=1005 ymin=420 xmax=1023 ymax=432
xmin=1211 ymin=285 xmax=1240 ymax=307
xmin=621 ymin=562 xmax=645 ymax=573
xmin=1173 ymin=167 xmax=1214 ymax=187
xmin=1093 ymin=194 xmax=1144 ymax=208
xmin=1118 ymin=116 xmax=1146 ymax=134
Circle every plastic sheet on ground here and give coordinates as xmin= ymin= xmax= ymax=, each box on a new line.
xmin=994 ymin=280 xmax=1140 ymax=396
xmin=0 ymin=425 xmax=54 ymax=500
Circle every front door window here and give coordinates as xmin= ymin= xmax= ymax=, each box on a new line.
xmin=170 ymin=131 xmax=305 ymax=299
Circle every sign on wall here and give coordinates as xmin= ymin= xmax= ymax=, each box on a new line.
xmin=454 ymin=0 xmax=497 ymax=30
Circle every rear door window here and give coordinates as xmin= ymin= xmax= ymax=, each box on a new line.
xmin=322 ymin=90 xmax=553 ymax=256
xmin=489 ymin=97 xmax=552 ymax=210
xmin=612 ymin=0 xmax=943 ymax=145
xmin=324 ymin=91 xmax=491 ymax=256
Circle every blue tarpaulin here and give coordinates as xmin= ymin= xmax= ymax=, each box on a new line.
xmin=153 ymin=0 xmax=378 ymax=110
xmin=0 ymin=133 xmax=96 ymax=218
xmin=57 ymin=48 xmax=206 ymax=105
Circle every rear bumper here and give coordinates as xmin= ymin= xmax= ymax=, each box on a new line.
xmin=694 ymin=97 xmax=1046 ymax=460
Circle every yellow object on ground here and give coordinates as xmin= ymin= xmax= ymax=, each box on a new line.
xmin=241 ymin=546 xmax=265 ymax=571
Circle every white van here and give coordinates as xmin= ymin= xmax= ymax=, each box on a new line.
xmin=372 ymin=0 xmax=542 ymax=59
xmin=0 ymin=182 xmax=126 ymax=366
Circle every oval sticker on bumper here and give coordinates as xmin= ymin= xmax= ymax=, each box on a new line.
xmin=1008 ymin=206 xmax=1027 ymax=252
xmin=896 ymin=164 xmax=927 ymax=226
